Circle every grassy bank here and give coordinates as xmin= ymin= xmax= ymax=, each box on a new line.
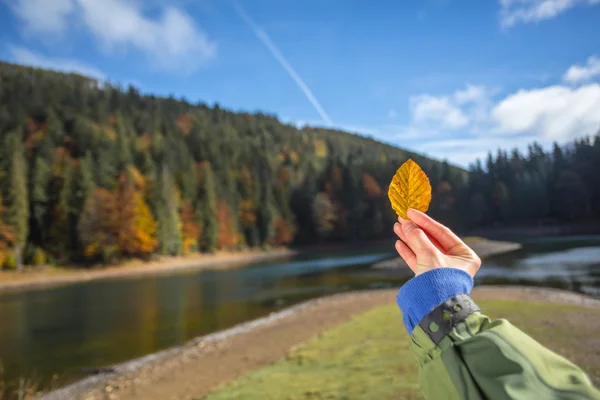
xmin=207 ymin=299 xmax=600 ymax=399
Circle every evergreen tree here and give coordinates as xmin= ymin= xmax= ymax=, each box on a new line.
xmin=1 ymin=61 xmax=599 ymax=267
xmin=47 ymin=156 xmax=73 ymax=262
xmin=69 ymin=151 xmax=95 ymax=253
xmin=155 ymin=166 xmax=182 ymax=255
xmin=30 ymin=155 xmax=52 ymax=244
xmin=3 ymin=133 xmax=29 ymax=270
xmin=197 ymin=163 xmax=218 ymax=252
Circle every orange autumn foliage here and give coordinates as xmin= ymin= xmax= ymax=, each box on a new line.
xmin=79 ymin=170 xmax=158 ymax=260
xmin=239 ymin=199 xmax=257 ymax=228
xmin=180 ymin=201 xmax=200 ymax=254
xmin=175 ymin=114 xmax=194 ymax=136
xmin=216 ymin=200 xmax=238 ymax=249
xmin=362 ymin=172 xmax=383 ymax=199
xmin=272 ymin=217 xmax=294 ymax=246
xmin=118 ymin=192 xmax=158 ymax=257
xmin=79 ymin=188 xmax=120 ymax=258
xmin=117 ymin=171 xmax=158 ymax=257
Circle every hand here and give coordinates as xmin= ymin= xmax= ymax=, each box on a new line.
xmin=393 ymin=209 xmax=481 ymax=278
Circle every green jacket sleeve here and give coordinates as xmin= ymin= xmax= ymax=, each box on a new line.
xmin=410 ymin=295 xmax=600 ymax=400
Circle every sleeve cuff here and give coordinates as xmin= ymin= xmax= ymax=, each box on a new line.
xmin=396 ymin=268 xmax=474 ymax=334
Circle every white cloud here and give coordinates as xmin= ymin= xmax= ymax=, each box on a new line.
xmin=491 ymin=84 xmax=600 ymax=139
xmin=410 ymin=95 xmax=469 ymax=129
xmin=10 ymin=0 xmax=216 ymax=73
xmin=408 ymin=84 xmax=492 ymax=132
xmin=454 ymin=84 xmax=488 ymax=104
xmin=563 ymin=56 xmax=600 ymax=84
xmin=77 ymin=0 xmax=216 ymax=72
xmin=404 ymin=79 xmax=600 ymax=142
xmin=390 ymin=73 xmax=600 ymax=165
xmin=12 ymin=0 xmax=74 ymax=35
xmin=10 ymin=46 xmax=105 ymax=80
xmin=499 ymin=0 xmax=600 ymax=27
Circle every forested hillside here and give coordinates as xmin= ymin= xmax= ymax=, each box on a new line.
xmin=0 ymin=62 xmax=466 ymax=269
xmin=0 ymin=61 xmax=599 ymax=270
xmin=466 ymin=137 xmax=600 ymax=230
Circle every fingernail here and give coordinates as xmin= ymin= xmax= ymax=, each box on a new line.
xmin=398 ymin=216 xmax=405 ymax=223
xmin=394 ymin=222 xmax=400 ymax=230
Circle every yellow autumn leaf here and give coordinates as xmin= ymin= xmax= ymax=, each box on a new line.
xmin=388 ymin=158 xmax=432 ymax=219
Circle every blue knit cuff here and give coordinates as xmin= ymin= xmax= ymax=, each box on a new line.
xmin=397 ymin=268 xmax=474 ymax=334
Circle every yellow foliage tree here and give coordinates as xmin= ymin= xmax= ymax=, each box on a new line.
xmin=180 ymin=200 xmax=200 ymax=254
xmin=0 ymin=197 xmax=16 ymax=267
xmin=117 ymin=169 xmax=158 ymax=258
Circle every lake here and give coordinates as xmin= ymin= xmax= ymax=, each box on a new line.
xmin=1 ymin=236 xmax=599 ymax=388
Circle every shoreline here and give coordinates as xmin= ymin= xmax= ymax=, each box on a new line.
xmin=0 ymin=248 xmax=297 ymax=294
xmin=0 ymin=237 xmax=521 ymax=294
xmin=43 ymin=286 xmax=600 ymax=400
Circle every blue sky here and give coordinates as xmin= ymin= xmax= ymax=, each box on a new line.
xmin=1 ymin=0 xmax=600 ymax=166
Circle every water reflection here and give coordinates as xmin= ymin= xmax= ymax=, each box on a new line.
xmin=475 ymin=242 xmax=600 ymax=296
xmin=0 ymin=237 xmax=599 ymax=388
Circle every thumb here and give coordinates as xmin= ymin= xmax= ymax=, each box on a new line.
xmin=401 ymin=220 xmax=438 ymax=255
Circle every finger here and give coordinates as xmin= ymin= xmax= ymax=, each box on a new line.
xmin=400 ymin=219 xmax=438 ymax=255
xmin=398 ymin=217 xmax=444 ymax=253
xmin=407 ymin=209 xmax=466 ymax=253
xmin=401 ymin=215 xmax=444 ymax=252
xmin=395 ymin=240 xmax=417 ymax=272
xmin=393 ymin=222 xmax=408 ymax=243
xmin=425 ymin=231 xmax=447 ymax=254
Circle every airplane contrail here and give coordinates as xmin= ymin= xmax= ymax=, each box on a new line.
xmin=233 ymin=2 xmax=333 ymax=126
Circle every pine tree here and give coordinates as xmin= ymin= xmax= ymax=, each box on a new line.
xmin=196 ymin=162 xmax=218 ymax=252
xmin=155 ymin=166 xmax=182 ymax=255
xmin=95 ymin=130 xmax=119 ymax=190
xmin=46 ymin=107 xmax=64 ymax=143
xmin=47 ymin=156 xmax=73 ymax=262
xmin=69 ymin=152 xmax=95 ymax=252
xmin=30 ymin=155 xmax=52 ymax=244
xmin=3 ymin=134 xmax=29 ymax=270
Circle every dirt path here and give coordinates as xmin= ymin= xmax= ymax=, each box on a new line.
xmin=44 ymin=286 xmax=600 ymax=400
